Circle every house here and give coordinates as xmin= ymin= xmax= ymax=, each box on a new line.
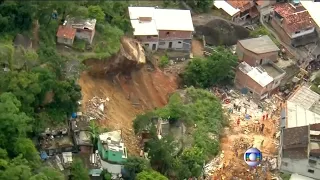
xmin=270 ymin=2 xmax=318 ymax=47
xmin=70 ymin=113 xmax=93 ymax=154
xmin=97 ymin=130 xmax=128 ymax=164
xmin=236 ymin=35 xmax=280 ymax=66
xmin=56 ymin=25 xmax=76 ymax=46
xmin=290 ymin=173 xmax=316 ymax=180
xmin=234 ymin=61 xmax=285 ymax=99
xmin=56 ymin=18 xmax=96 ymax=46
xmin=39 ymin=127 xmax=76 ymax=156
xmin=213 ymin=0 xmax=259 ymax=23
xmin=284 ymin=86 xmax=320 ymax=128
xmin=128 ymin=7 xmax=194 ymax=52
xmin=279 ymin=123 xmax=320 ymax=179
xmin=301 ymin=0 xmax=320 ymax=31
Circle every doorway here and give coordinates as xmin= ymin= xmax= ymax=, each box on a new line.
xmin=169 ymin=42 xmax=172 ymax=48
xmin=152 ymin=44 xmax=156 ymax=50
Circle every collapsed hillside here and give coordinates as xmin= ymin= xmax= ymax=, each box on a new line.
xmin=79 ymin=37 xmax=178 ymax=155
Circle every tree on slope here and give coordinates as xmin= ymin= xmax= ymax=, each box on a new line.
xmin=135 ymin=170 xmax=168 ymax=180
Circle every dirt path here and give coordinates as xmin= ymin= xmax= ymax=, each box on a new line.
xmin=192 ymin=39 xmax=204 ymax=57
xmin=78 ymin=66 xmax=178 ymax=155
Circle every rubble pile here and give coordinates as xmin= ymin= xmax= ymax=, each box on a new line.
xmin=85 ymin=96 xmax=109 ymax=121
xmin=204 ymin=151 xmax=224 ymax=176
xmin=233 ymin=137 xmax=251 ymax=150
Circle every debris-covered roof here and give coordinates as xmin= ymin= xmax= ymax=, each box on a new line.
xmin=282 ymin=125 xmax=309 ymax=159
xmin=56 ymin=25 xmax=76 ymax=39
xmin=273 ymin=3 xmax=315 ymax=33
xmin=99 ymin=130 xmax=122 ymax=144
xmin=283 ymin=125 xmax=309 ymax=149
xmin=75 ymin=131 xmax=92 ymax=146
xmin=238 ymin=35 xmax=280 ymax=54
xmin=66 ymin=18 xmax=97 ymax=31
xmin=226 ymin=0 xmax=252 ymax=12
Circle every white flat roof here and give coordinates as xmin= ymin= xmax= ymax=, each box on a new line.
xmin=213 ymin=0 xmax=240 ymax=16
xmin=99 ymin=130 xmax=122 ymax=142
xmin=290 ymin=173 xmax=315 ymax=180
xmin=301 ymin=1 xmax=320 ymax=28
xmin=153 ymin=9 xmax=194 ymax=31
xmin=286 ymin=86 xmax=320 ymax=128
xmin=128 ymin=7 xmax=155 ymax=20
xmin=130 ymin=20 xmax=158 ymax=36
xmin=247 ymin=67 xmax=273 ymax=87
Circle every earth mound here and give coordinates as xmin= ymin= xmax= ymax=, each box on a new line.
xmin=194 ymin=18 xmax=250 ymax=46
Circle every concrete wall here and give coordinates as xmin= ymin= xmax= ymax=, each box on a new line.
xmin=158 ymin=39 xmax=191 ymax=51
xmin=57 ymin=37 xmax=74 ymax=46
xmin=142 ymin=42 xmax=158 ymax=51
xmin=281 ymin=158 xmax=320 ymax=179
xmin=158 ymin=30 xmax=192 ymax=40
xmin=236 ymin=42 xmax=278 ymax=66
xmin=75 ymin=29 xmax=95 ymax=44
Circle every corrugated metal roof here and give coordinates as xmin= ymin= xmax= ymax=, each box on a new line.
xmin=238 ymin=35 xmax=280 ymax=54
xmin=286 ymin=86 xmax=320 ymax=128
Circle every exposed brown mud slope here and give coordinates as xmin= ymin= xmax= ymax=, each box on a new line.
xmin=79 ymin=37 xmax=178 ymax=155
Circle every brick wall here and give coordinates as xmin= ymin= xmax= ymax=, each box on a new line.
xmin=236 ymin=42 xmax=278 ymax=66
xmin=270 ymin=18 xmax=292 ymax=46
xmin=158 ymin=30 xmax=192 ymax=40
xmin=235 ymin=68 xmax=272 ymax=97
xmin=135 ymin=35 xmax=159 ymax=42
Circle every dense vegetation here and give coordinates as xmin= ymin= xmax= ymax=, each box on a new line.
xmin=0 ymin=0 xmax=132 ymax=179
xmin=133 ymin=87 xmax=228 ymax=179
xmin=182 ymin=47 xmax=238 ymax=88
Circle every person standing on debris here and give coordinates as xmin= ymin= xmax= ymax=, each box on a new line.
xmin=237 ymin=118 xmax=240 ymax=126
xmin=260 ymin=123 xmax=265 ymax=134
xmin=266 ymin=113 xmax=268 ymax=120
xmin=262 ymin=114 xmax=265 ymax=121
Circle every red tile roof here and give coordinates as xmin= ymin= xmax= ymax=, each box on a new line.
xmin=56 ymin=25 xmax=76 ymax=39
xmin=226 ymin=0 xmax=253 ymax=12
xmin=274 ymin=3 xmax=315 ymax=33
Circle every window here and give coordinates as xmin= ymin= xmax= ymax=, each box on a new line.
xmin=178 ymin=41 xmax=182 ymax=44
xmin=295 ymin=31 xmax=301 ymax=34
xmin=282 ymin=162 xmax=288 ymax=166
xmin=153 ymin=35 xmax=158 ymax=37
xmin=144 ymin=43 xmax=149 ymax=47
xmin=166 ymin=32 xmax=170 ymax=36
xmin=308 ymin=169 xmax=314 ymax=173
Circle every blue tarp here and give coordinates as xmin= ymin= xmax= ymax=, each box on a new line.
xmin=40 ymin=151 xmax=48 ymax=160
xmin=71 ymin=112 xmax=77 ymax=118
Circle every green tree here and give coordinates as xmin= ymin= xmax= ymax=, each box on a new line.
xmin=88 ymin=5 xmax=105 ymax=22
xmin=0 ymin=93 xmax=33 ymax=148
xmin=136 ymin=170 xmax=168 ymax=180
xmin=133 ymin=111 xmax=156 ymax=134
xmin=70 ymin=158 xmax=90 ymax=180
xmin=147 ymin=136 xmax=177 ymax=175
xmin=178 ymin=147 xmax=205 ymax=178
xmin=187 ymin=0 xmax=212 ymax=13
xmin=182 ymin=47 xmax=238 ymax=88
xmin=30 ymin=167 xmax=65 ymax=180
xmin=13 ymin=138 xmax=40 ymax=167
xmin=124 ymin=157 xmax=150 ymax=179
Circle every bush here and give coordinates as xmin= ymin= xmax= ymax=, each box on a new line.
xmin=159 ymin=55 xmax=169 ymax=68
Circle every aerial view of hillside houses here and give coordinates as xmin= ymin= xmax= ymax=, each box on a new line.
xmin=1 ymin=0 xmax=320 ymax=180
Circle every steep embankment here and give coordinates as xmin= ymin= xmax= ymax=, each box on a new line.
xmin=79 ymin=37 xmax=178 ymax=155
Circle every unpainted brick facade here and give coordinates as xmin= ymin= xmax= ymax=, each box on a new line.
xmin=236 ymin=42 xmax=278 ymax=66
xmin=158 ymin=30 xmax=192 ymax=40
